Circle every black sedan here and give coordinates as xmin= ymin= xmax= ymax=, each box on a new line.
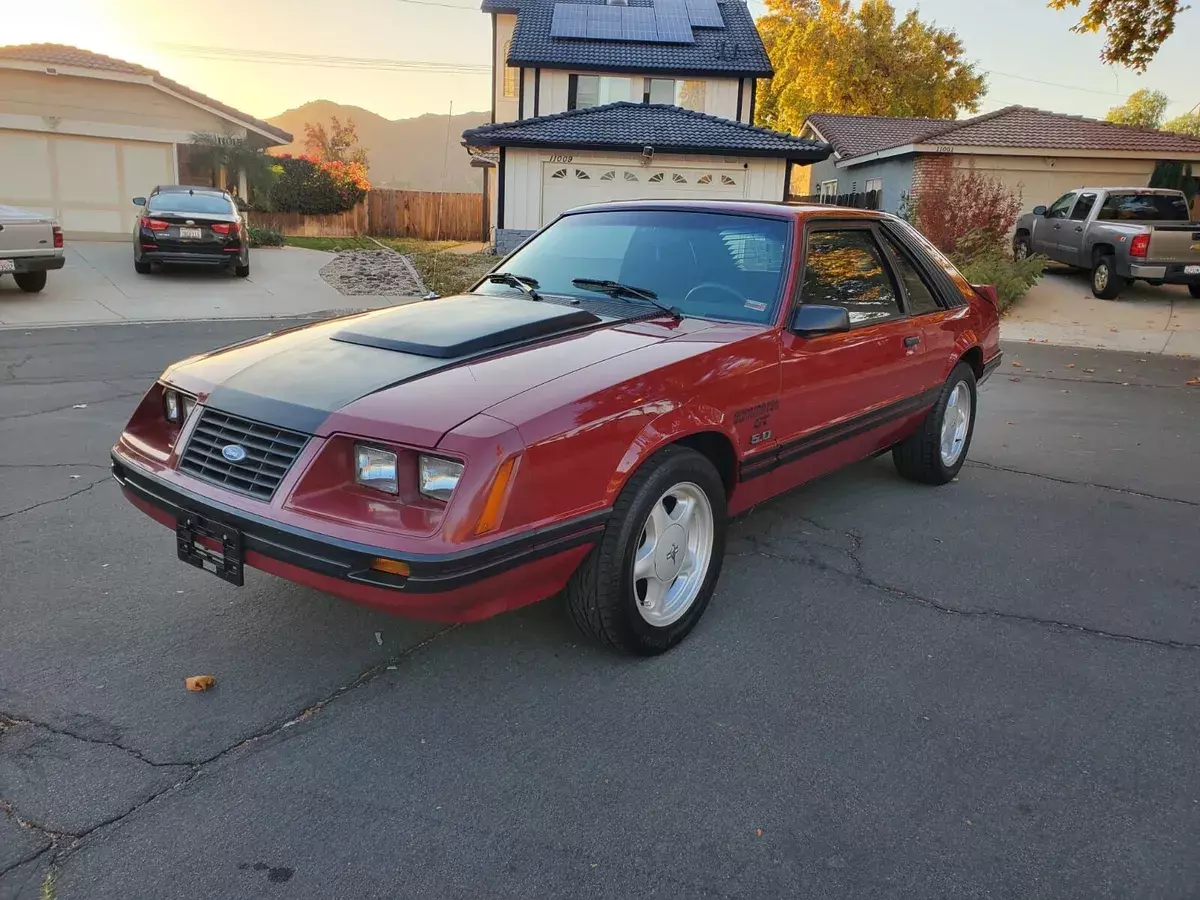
xmin=132 ymin=186 xmax=250 ymax=277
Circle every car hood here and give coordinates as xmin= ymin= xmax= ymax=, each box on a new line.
xmin=165 ymin=295 xmax=715 ymax=446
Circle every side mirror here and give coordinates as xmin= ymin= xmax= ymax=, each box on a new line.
xmin=790 ymin=304 xmax=851 ymax=336
xmin=132 ymin=197 xmax=147 ymax=207
xmin=1032 ymin=205 xmax=1047 ymax=216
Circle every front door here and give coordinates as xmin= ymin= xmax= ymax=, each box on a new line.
xmin=774 ymin=223 xmax=930 ymax=488
xmin=1032 ymin=191 xmax=1078 ymax=260
xmin=1059 ymin=191 xmax=1098 ymax=265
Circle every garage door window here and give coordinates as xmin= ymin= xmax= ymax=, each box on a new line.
xmin=474 ymin=209 xmax=791 ymax=324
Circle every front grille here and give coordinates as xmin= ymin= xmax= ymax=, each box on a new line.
xmin=179 ymin=408 xmax=308 ymax=500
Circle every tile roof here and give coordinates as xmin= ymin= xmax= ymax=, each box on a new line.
xmin=0 ymin=43 xmax=292 ymax=143
xmin=462 ymin=102 xmax=831 ymax=159
xmin=507 ymin=0 xmax=773 ymax=77
xmin=805 ymin=113 xmax=949 ymax=159
xmin=809 ymin=105 xmax=1200 ymax=163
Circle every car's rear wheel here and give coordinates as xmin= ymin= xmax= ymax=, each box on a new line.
xmin=1091 ymin=254 xmax=1124 ymax=299
xmin=234 ymin=259 xmax=250 ymax=278
xmin=134 ymin=260 xmax=152 ymax=275
xmin=1189 ymin=284 xmax=1200 ymax=299
xmin=13 ymin=271 xmax=47 ymax=293
xmin=565 ymin=446 xmax=727 ymax=655
xmin=893 ymin=362 xmax=977 ymax=485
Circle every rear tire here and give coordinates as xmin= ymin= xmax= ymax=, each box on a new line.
xmin=1189 ymin=284 xmax=1200 ymax=299
xmin=134 ymin=260 xmax=152 ymax=275
xmin=13 ymin=271 xmax=47 ymax=293
xmin=1091 ymin=254 xmax=1124 ymax=299
xmin=1013 ymin=234 xmax=1031 ymax=261
xmin=565 ymin=446 xmax=727 ymax=655
xmin=234 ymin=261 xmax=250 ymax=278
xmin=893 ymin=362 xmax=977 ymax=485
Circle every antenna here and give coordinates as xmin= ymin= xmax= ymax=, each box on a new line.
xmin=426 ymin=100 xmax=454 ymax=300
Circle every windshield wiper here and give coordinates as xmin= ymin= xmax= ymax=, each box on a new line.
xmin=486 ymin=272 xmax=542 ymax=301
xmin=570 ymin=278 xmax=681 ymax=320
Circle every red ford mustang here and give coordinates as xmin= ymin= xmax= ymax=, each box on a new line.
xmin=112 ymin=201 xmax=1001 ymax=654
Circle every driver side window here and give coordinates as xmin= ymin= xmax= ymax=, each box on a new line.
xmin=1045 ymin=193 xmax=1077 ymax=220
xmin=801 ymin=229 xmax=902 ymax=326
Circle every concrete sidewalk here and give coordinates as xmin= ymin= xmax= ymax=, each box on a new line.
xmin=0 ymin=241 xmax=397 ymax=328
xmin=1002 ymin=269 xmax=1200 ymax=357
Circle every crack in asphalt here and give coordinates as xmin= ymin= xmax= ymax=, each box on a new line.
xmin=965 ymin=460 xmax=1198 ymax=507
xmin=0 ymin=463 xmax=108 ymax=470
xmin=0 ymin=477 xmax=111 ymax=522
xmin=0 ymin=393 xmax=143 ymax=422
xmin=0 ymin=354 xmax=33 ymax=381
xmin=0 ymin=625 xmax=459 ymax=871
xmin=999 ymin=370 xmax=1195 ymax=388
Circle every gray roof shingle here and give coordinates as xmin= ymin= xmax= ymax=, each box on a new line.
xmin=808 ymin=105 xmax=1200 ymax=162
xmin=0 ymin=43 xmax=293 ymax=144
xmin=463 ymin=102 xmax=831 ymax=159
xmin=507 ymin=0 xmax=773 ymax=77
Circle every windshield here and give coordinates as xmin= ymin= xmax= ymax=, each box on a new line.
xmin=1097 ymin=192 xmax=1190 ymax=222
xmin=148 ymin=193 xmax=235 ymax=215
xmin=474 ymin=210 xmax=792 ymax=324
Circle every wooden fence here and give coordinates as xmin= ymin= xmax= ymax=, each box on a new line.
xmin=249 ymin=189 xmax=484 ymax=241
xmin=789 ymin=190 xmax=882 ymax=211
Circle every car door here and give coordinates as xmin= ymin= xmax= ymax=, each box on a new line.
xmin=773 ymin=221 xmax=928 ymax=488
xmin=1034 ymin=192 xmax=1078 ymax=260
xmin=1059 ymin=191 xmax=1097 ymax=265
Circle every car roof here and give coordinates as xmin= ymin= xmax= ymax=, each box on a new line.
xmin=559 ymin=198 xmax=884 ymax=221
xmin=152 ymin=185 xmax=230 ymax=196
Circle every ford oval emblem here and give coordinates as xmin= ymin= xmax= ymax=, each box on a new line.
xmin=222 ymin=444 xmax=248 ymax=463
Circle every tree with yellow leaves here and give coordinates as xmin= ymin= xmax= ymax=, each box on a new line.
xmin=754 ymin=0 xmax=986 ymax=135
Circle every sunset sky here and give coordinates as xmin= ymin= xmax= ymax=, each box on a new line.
xmin=7 ymin=0 xmax=1198 ymax=124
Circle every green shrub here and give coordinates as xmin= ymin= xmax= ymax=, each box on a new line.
xmin=950 ymin=231 xmax=1046 ymax=312
xmin=248 ymin=224 xmax=285 ymax=247
xmin=268 ymin=156 xmax=359 ymax=214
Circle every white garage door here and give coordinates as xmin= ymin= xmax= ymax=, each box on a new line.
xmin=0 ymin=130 xmax=174 ymax=238
xmin=541 ymin=161 xmax=745 ymax=222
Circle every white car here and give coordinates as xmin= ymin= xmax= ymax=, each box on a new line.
xmin=0 ymin=205 xmax=65 ymax=293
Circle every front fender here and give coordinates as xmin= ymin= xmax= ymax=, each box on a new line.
xmin=609 ymin=401 xmax=738 ymax=501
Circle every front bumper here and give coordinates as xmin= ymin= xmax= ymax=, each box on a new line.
xmin=111 ymin=454 xmax=605 ymax=621
xmin=3 ymin=255 xmax=65 ymax=273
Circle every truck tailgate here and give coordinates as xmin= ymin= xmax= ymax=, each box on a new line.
xmin=0 ymin=206 xmax=57 ymax=258
xmin=1148 ymin=224 xmax=1200 ymax=264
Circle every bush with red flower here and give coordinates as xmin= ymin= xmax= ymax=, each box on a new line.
xmin=267 ymin=154 xmax=370 ymax=214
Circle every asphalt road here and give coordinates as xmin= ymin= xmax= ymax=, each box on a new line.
xmin=1 ymin=322 xmax=1198 ymax=900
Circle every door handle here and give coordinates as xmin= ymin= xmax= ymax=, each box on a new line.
xmin=904 ymin=335 xmax=920 ymax=347
xmin=1075 ymin=226 xmax=1083 ymax=232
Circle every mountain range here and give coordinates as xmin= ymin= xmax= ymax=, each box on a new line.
xmin=266 ymin=100 xmax=490 ymax=194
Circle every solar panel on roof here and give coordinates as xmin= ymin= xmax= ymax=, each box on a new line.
xmin=586 ymin=4 xmax=625 ymax=40
xmin=550 ymin=3 xmax=589 ymax=38
xmin=622 ymin=6 xmax=658 ymax=40
xmin=653 ymin=0 xmax=695 ymax=43
xmin=684 ymin=0 xmax=723 ymax=27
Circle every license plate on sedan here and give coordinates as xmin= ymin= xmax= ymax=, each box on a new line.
xmin=0 ymin=259 xmax=14 ymax=272
xmin=1185 ymin=265 xmax=1200 ymax=275
xmin=179 ymin=227 xmax=203 ymax=240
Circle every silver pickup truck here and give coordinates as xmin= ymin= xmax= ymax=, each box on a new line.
xmin=1013 ymin=187 xmax=1200 ymax=300
xmin=0 ymin=205 xmax=65 ymax=294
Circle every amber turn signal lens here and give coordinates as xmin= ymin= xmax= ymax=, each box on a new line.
xmin=474 ymin=456 xmax=520 ymax=536
xmin=370 ymin=558 xmax=410 ymax=576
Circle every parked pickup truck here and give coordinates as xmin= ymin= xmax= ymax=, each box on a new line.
xmin=1013 ymin=187 xmax=1200 ymax=300
xmin=0 ymin=205 xmax=65 ymax=294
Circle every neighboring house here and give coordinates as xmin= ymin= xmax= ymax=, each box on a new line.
xmin=0 ymin=44 xmax=292 ymax=240
xmin=800 ymin=106 xmax=1200 ymax=215
xmin=464 ymin=0 xmax=831 ymax=253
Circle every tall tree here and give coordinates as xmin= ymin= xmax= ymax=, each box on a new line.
xmin=1105 ymin=88 xmax=1169 ymax=128
xmin=755 ymin=0 xmax=985 ymax=135
xmin=303 ymin=116 xmax=370 ymax=167
xmin=1163 ymin=110 xmax=1200 ymax=136
xmin=1048 ymin=0 xmax=1182 ymax=71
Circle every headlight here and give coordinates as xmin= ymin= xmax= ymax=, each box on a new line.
xmin=355 ymin=445 xmax=398 ymax=494
xmin=163 ymin=388 xmax=197 ymax=424
xmin=419 ymin=455 xmax=464 ymax=502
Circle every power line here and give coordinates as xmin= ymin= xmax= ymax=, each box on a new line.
xmin=155 ymin=42 xmax=489 ymax=75
xmin=391 ymin=0 xmax=480 ymax=9
xmin=983 ymin=69 xmax=1125 ymax=98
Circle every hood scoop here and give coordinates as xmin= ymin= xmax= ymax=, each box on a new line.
xmin=332 ymin=295 xmax=602 ymax=359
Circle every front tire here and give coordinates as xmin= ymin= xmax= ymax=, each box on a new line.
xmin=1189 ymin=284 xmax=1200 ymax=299
xmin=893 ymin=362 xmax=977 ymax=485
xmin=13 ymin=271 xmax=47 ymax=293
xmin=1091 ymin=255 xmax=1124 ymax=299
xmin=565 ymin=446 xmax=727 ymax=655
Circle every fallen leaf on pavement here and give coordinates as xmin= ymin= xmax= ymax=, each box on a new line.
xmin=1137 ymin=359 xmax=1147 ymax=363
xmin=72 ymin=404 xmax=88 ymax=409
xmin=186 ymin=675 xmax=216 ymax=692
xmin=1083 ymin=368 xmax=1096 ymax=374
xmin=1117 ymin=369 xmax=1123 ymax=373
xmin=1109 ymin=328 xmax=1119 ymax=332
xmin=1011 ymin=360 xmax=1023 ymax=367
xmin=1187 ymin=377 xmax=1200 ymax=386
xmin=69 ymin=475 xmax=81 ymax=480
xmin=1066 ymin=363 xmax=1075 ymax=369
xmin=375 ymin=631 xmax=383 ymax=646
xmin=755 ymin=828 xmax=763 ymax=837
xmin=1009 ymin=376 xmax=1021 ymax=382
xmin=1061 ymin=389 xmax=1070 ymax=393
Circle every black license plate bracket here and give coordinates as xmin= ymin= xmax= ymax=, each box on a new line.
xmin=176 ymin=514 xmax=244 ymax=586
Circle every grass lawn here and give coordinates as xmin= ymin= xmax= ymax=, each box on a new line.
xmin=286 ymin=236 xmax=496 ymax=297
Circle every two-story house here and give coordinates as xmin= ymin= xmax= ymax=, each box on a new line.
xmin=463 ymin=0 xmax=831 ymax=253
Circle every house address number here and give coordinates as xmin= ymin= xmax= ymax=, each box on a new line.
xmin=548 ymin=154 xmax=574 ymax=163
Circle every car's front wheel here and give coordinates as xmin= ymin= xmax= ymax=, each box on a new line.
xmin=565 ymin=446 xmax=727 ymax=655
xmin=893 ymin=362 xmax=977 ymax=485
xmin=13 ymin=271 xmax=47 ymax=293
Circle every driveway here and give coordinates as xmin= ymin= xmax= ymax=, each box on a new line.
xmin=1003 ymin=267 xmax=1200 ymax=357
xmin=0 ymin=242 xmax=395 ymax=329
xmin=2 ymin=323 xmax=1199 ymax=899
